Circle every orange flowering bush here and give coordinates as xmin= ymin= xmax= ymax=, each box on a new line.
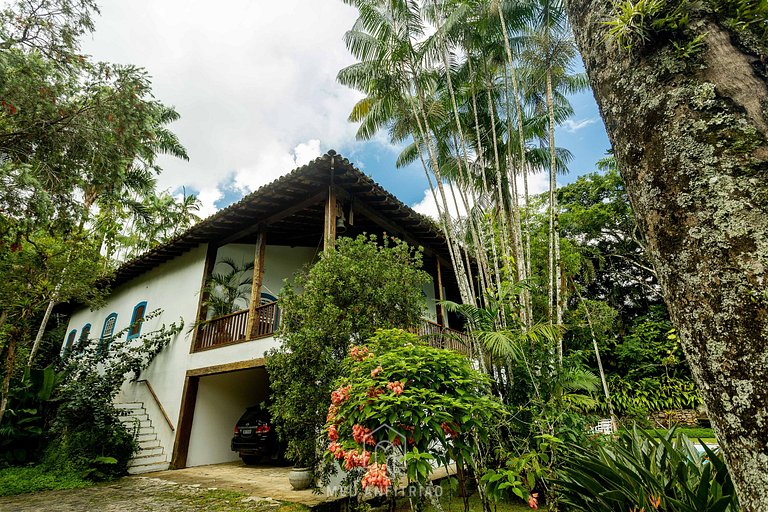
xmin=322 ymin=329 xmax=502 ymax=496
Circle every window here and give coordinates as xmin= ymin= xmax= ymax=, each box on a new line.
xmin=78 ymin=324 xmax=91 ymax=352
xmin=128 ymin=301 xmax=147 ymax=340
xmin=63 ymin=329 xmax=77 ymax=356
xmin=99 ymin=313 xmax=118 ymax=354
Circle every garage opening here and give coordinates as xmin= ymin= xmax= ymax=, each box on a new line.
xmin=178 ymin=366 xmax=271 ymax=468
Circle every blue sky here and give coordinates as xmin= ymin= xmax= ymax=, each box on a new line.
xmin=83 ymin=1 xmax=612 ymax=218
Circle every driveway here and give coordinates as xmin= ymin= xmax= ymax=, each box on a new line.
xmin=0 ymin=471 xmax=312 ymax=512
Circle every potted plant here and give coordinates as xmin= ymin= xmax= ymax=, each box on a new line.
xmin=287 ymin=438 xmax=316 ymax=490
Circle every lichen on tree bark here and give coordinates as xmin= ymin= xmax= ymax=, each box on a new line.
xmin=564 ymin=5 xmax=768 ymax=509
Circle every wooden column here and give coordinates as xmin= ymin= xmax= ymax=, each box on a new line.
xmin=170 ymin=375 xmax=199 ymax=469
xmin=436 ymin=259 xmax=445 ymax=326
xmin=190 ymin=243 xmax=218 ymax=353
xmin=323 ymin=186 xmax=337 ymax=254
xmin=246 ymin=232 xmax=266 ymax=340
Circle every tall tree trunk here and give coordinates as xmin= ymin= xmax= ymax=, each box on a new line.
xmin=0 ymin=329 xmax=17 ymax=425
xmin=498 ymin=0 xmax=533 ymax=328
xmin=545 ymin=69 xmax=563 ymax=364
xmin=566 ymin=6 xmax=768 ymax=508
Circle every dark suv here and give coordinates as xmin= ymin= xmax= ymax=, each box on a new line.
xmin=231 ymin=405 xmax=285 ymax=465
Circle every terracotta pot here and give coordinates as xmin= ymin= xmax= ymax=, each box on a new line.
xmin=288 ymin=467 xmax=313 ymax=490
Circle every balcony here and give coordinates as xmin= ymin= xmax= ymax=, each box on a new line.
xmin=193 ymin=301 xmax=279 ymax=352
xmin=192 ymin=303 xmax=470 ymax=356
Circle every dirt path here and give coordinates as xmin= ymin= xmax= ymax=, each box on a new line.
xmin=0 ymin=475 xmax=303 ymax=512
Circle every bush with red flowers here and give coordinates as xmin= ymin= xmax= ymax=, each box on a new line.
xmin=322 ymin=328 xmax=503 ymax=498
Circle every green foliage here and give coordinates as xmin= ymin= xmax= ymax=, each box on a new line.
xmin=558 ymin=428 xmax=739 ymax=511
xmin=0 ymin=366 xmax=63 ymax=466
xmin=204 ymin=258 xmax=254 ymax=317
xmin=0 ymin=0 xmax=192 ymax=430
xmin=608 ymin=375 xmax=700 ymax=416
xmin=0 ymin=465 xmax=92 ymax=497
xmin=606 ymin=0 xmax=768 ymax=56
xmin=323 ymin=329 xmax=503 ymax=495
xmin=267 ymin=235 xmax=430 ymax=468
xmin=711 ymin=0 xmax=768 ymax=44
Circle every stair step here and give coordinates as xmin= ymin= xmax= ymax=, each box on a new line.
xmin=135 ymin=432 xmax=157 ymax=443
xmin=128 ymin=453 xmax=168 ymax=468
xmin=120 ymin=413 xmax=149 ymax=422
xmin=127 ymin=460 xmax=170 ymax=475
xmin=138 ymin=439 xmax=161 ymax=449
xmin=115 ymin=402 xmax=144 ymax=410
xmin=137 ymin=446 xmax=164 ymax=457
xmin=121 ymin=419 xmax=152 ymax=429
xmin=125 ymin=426 xmax=155 ymax=436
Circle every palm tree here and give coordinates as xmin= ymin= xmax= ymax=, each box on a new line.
xmin=205 ymin=258 xmax=255 ymax=318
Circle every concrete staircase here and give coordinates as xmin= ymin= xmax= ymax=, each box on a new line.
xmin=116 ymin=402 xmax=170 ymax=474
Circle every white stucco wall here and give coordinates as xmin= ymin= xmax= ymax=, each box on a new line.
xmin=186 ymin=368 xmax=270 ymax=467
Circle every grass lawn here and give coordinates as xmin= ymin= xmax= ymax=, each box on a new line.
xmin=422 ymin=483 xmax=531 ymax=512
xmin=638 ymin=427 xmax=717 ymax=444
xmin=0 ymin=465 xmax=93 ymax=497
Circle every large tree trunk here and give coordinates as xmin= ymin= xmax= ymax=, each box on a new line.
xmin=565 ymin=6 xmax=768 ymax=509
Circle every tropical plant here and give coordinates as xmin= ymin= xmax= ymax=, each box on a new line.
xmin=558 ymin=428 xmax=739 ymax=511
xmin=0 ymin=0 xmax=188 ymax=422
xmin=0 ymin=366 xmax=63 ymax=467
xmin=204 ymin=258 xmax=255 ymax=318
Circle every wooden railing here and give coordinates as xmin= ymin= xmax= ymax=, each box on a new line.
xmin=252 ymin=301 xmax=279 ymax=339
xmin=192 ymin=304 xmax=469 ymax=356
xmin=193 ymin=301 xmax=279 ymax=352
xmin=136 ymin=379 xmax=175 ymax=432
xmin=416 ymin=318 xmax=471 ymax=356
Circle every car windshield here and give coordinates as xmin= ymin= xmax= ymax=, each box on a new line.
xmin=239 ymin=407 xmax=268 ymax=424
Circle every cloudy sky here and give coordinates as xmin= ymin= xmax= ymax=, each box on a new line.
xmin=82 ymin=1 xmax=611 ymax=219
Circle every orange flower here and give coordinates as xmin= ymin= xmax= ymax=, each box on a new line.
xmin=352 ymin=424 xmax=375 ymax=445
xmin=326 ymin=404 xmax=338 ymax=423
xmin=328 ymin=441 xmax=345 ymax=460
xmin=331 ymin=385 xmax=351 ymax=405
xmin=361 ymin=463 xmax=391 ymax=493
xmin=371 ymin=366 xmax=383 ymax=377
xmin=527 ymin=493 xmax=539 ymax=510
xmin=343 ymin=449 xmax=371 ymax=470
xmin=327 ymin=424 xmax=339 ymax=441
xmin=386 ymin=380 xmax=405 ymax=395
xmin=649 ymin=495 xmax=661 ymax=510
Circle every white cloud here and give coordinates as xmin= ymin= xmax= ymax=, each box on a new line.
xmin=411 ymin=184 xmax=469 ymax=220
xmin=197 ymin=187 xmax=223 ymax=218
xmin=518 ymin=168 xmax=549 ymax=196
xmin=232 ymin=139 xmax=323 ymax=193
xmin=561 ymin=118 xmax=597 ymax=133
xmin=82 ymin=0 xmax=364 ymax=209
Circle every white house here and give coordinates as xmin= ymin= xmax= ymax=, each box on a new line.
xmin=61 ymin=150 xmax=470 ymax=473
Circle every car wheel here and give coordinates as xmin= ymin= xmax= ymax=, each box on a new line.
xmin=241 ymin=455 xmax=261 ymax=465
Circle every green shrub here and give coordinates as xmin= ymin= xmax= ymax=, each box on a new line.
xmin=0 ymin=465 xmax=92 ymax=497
xmin=557 ymin=428 xmax=739 ymax=511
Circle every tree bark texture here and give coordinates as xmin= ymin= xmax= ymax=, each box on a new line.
xmin=565 ymin=6 xmax=768 ymax=509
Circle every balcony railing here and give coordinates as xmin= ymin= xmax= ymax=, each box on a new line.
xmin=193 ymin=301 xmax=279 ymax=352
xmin=415 ymin=319 xmax=471 ymax=356
xmin=193 ymin=303 xmax=469 ymax=356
